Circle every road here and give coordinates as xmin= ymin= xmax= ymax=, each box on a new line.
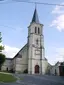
xmin=0 ymin=74 xmax=64 ymax=85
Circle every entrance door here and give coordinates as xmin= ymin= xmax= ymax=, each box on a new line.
xmin=35 ymin=65 xmax=39 ymax=73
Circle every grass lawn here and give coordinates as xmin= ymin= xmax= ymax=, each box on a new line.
xmin=0 ymin=72 xmax=17 ymax=83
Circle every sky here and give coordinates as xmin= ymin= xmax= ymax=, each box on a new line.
xmin=0 ymin=0 xmax=64 ymax=65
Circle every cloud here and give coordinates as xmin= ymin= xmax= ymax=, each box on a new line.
xmin=2 ymin=45 xmax=20 ymax=58
xmin=46 ymin=46 xmax=64 ymax=65
xmin=55 ymin=47 xmax=64 ymax=62
xmin=51 ymin=5 xmax=64 ymax=14
xmin=50 ymin=14 xmax=64 ymax=31
xmin=50 ymin=3 xmax=64 ymax=31
xmin=50 ymin=47 xmax=64 ymax=65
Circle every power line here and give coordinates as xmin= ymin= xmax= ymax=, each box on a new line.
xmin=12 ymin=0 xmax=64 ymax=6
xmin=0 ymin=25 xmax=16 ymax=30
xmin=0 ymin=0 xmax=64 ymax=7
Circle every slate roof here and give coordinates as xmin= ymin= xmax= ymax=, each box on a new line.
xmin=13 ymin=44 xmax=28 ymax=59
xmin=6 ymin=58 xmax=12 ymax=60
xmin=31 ymin=8 xmax=39 ymax=23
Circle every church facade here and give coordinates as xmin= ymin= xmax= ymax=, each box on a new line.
xmin=1 ymin=8 xmax=49 ymax=74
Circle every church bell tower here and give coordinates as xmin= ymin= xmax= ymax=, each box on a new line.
xmin=28 ymin=8 xmax=46 ymax=74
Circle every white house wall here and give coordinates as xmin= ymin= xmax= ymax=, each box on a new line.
xmin=12 ymin=58 xmax=16 ymax=71
xmin=15 ymin=44 xmax=28 ymax=73
xmin=50 ymin=65 xmax=60 ymax=76
xmin=42 ymin=60 xmax=48 ymax=74
xmin=1 ymin=59 xmax=12 ymax=71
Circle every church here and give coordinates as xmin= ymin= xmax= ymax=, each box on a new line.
xmin=1 ymin=8 xmax=49 ymax=74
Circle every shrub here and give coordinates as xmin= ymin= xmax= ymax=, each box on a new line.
xmin=23 ymin=69 xmax=28 ymax=73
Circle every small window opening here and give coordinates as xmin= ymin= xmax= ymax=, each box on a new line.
xmin=38 ymin=27 xmax=40 ymax=34
xmin=35 ymin=27 xmax=37 ymax=33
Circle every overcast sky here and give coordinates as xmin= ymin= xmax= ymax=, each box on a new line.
xmin=0 ymin=0 xmax=64 ymax=65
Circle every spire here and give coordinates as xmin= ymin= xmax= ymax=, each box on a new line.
xmin=31 ymin=8 xmax=40 ymax=23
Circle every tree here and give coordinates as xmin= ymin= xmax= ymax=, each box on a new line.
xmin=0 ymin=32 xmax=6 ymax=70
xmin=0 ymin=53 xmax=5 ymax=70
xmin=0 ymin=32 xmax=4 ymax=52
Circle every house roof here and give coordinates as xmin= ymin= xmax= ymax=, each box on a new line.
xmin=6 ymin=58 xmax=13 ymax=60
xmin=13 ymin=44 xmax=28 ymax=59
xmin=55 ymin=61 xmax=64 ymax=66
xmin=31 ymin=8 xmax=40 ymax=24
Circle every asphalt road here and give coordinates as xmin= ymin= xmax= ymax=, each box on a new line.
xmin=0 ymin=74 xmax=64 ymax=85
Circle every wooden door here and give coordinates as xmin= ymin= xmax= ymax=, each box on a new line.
xmin=35 ymin=65 xmax=39 ymax=73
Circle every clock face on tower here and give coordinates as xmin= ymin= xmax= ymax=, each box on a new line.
xmin=35 ymin=48 xmax=40 ymax=55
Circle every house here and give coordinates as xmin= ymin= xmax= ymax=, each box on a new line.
xmin=50 ymin=61 xmax=64 ymax=76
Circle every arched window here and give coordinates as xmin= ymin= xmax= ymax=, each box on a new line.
xmin=38 ymin=27 xmax=40 ymax=34
xmin=35 ymin=27 xmax=37 ymax=33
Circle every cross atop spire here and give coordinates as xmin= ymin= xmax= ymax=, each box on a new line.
xmin=31 ymin=7 xmax=40 ymax=24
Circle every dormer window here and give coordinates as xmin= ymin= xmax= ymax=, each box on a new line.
xmin=35 ymin=27 xmax=37 ymax=33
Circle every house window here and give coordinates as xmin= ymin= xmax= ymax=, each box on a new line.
xmin=38 ymin=27 xmax=40 ymax=34
xmin=35 ymin=27 xmax=37 ymax=33
xmin=18 ymin=54 xmax=22 ymax=58
xmin=61 ymin=63 xmax=63 ymax=65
